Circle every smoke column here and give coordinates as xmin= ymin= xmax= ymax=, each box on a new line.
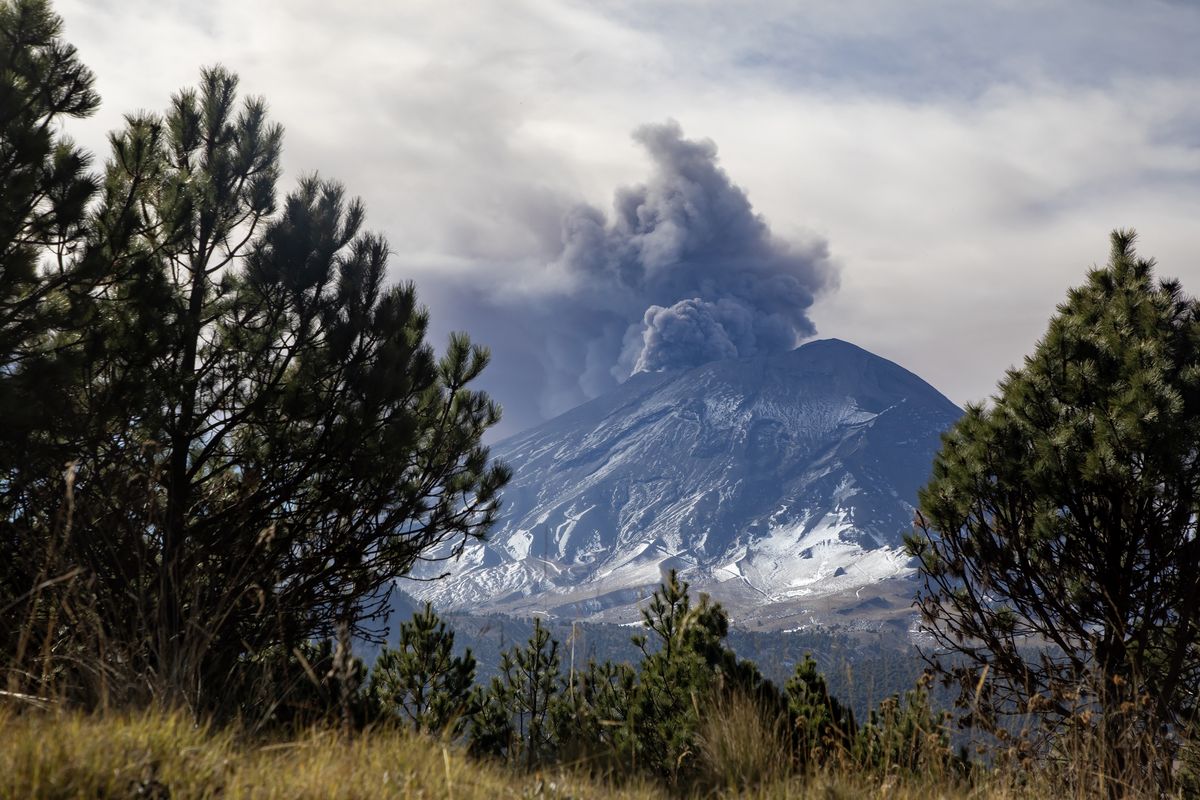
xmin=424 ymin=120 xmax=837 ymax=436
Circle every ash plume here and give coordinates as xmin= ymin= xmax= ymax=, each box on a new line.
xmin=559 ymin=120 xmax=834 ymax=379
xmin=428 ymin=120 xmax=837 ymax=436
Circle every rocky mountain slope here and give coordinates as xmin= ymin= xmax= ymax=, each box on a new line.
xmin=408 ymin=339 xmax=961 ymax=629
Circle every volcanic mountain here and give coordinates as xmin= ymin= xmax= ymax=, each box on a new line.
xmin=408 ymin=339 xmax=962 ymax=629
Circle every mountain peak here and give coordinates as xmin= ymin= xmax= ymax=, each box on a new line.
xmin=410 ymin=340 xmax=961 ymax=629
xmin=801 ymin=336 xmax=860 ymax=350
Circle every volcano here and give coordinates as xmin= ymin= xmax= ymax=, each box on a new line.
xmin=408 ymin=339 xmax=961 ymax=629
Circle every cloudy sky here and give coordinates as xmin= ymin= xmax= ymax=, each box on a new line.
xmin=55 ymin=0 xmax=1200 ymax=437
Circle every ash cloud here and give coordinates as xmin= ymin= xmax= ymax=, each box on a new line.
xmin=560 ymin=119 xmax=835 ymax=377
xmin=432 ymin=120 xmax=836 ymax=436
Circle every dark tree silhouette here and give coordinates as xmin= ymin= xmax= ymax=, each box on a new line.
xmin=1 ymin=56 xmax=509 ymax=711
xmin=0 ymin=0 xmax=109 ymax=684
xmin=909 ymin=230 xmax=1200 ymax=779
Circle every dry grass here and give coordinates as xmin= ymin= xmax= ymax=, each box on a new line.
xmin=0 ymin=708 xmax=658 ymax=800
xmin=0 ymin=707 xmax=1187 ymax=799
xmin=698 ymin=691 xmax=792 ymax=790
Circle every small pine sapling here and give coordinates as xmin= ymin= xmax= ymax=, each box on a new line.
xmin=371 ymin=603 xmax=477 ymax=737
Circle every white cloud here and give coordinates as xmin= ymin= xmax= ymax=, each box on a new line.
xmin=53 ymin=0 xmax=1200 ymax=431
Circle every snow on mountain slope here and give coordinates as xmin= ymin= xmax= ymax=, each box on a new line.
xmin=407 ymin=339 xmax=962 ymax=627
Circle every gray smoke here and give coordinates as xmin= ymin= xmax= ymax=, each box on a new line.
xmin=424 ymin=120 xmax=837 ymax=436
xmin=559 ymin=119 xmax=835 ymax=380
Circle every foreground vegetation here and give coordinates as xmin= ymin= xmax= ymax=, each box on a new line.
xmin=10 ymin=570 xmax=1191 ymax=798
xmin=2 ymin=707 xmax=1193 ymax=800
xmin=0 ymin=709 xmax=653 ymax=800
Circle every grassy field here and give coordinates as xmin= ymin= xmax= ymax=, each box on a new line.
xmin=0 ymin=707 xmax=1166 ymax=800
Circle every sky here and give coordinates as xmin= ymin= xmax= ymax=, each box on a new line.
xmin=54 ymin=0 xmax=1200 ymax=438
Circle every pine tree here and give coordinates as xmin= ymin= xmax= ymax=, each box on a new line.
xmin=908 ymin=230 xmax=1200 ymax=779
xmin=618 ymin=570 xmax=800 ymax=784
xmin=786 ymin=654 xmax=856 ymax=766
xmin=0 ymin=0 xmax=104 ymax=660
xmin=371 ymin=603 xmax=477 ymax=737
xmin=470 ymin=617 xmax=562 ymax=768
xmin=1 ymin=63 xmax=510 ymax=710
xmin=553 ymin=657 xmax=638 ymax=768
xmin=0 ymin=0 xmax=177 ymax=702
xmin=628 ymin=570 xmax=727 ymax=782
xmin=467 ymin=682 xmax=513 ymax=762
xmin=0 ymin=0 xmax=98 ymax=370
